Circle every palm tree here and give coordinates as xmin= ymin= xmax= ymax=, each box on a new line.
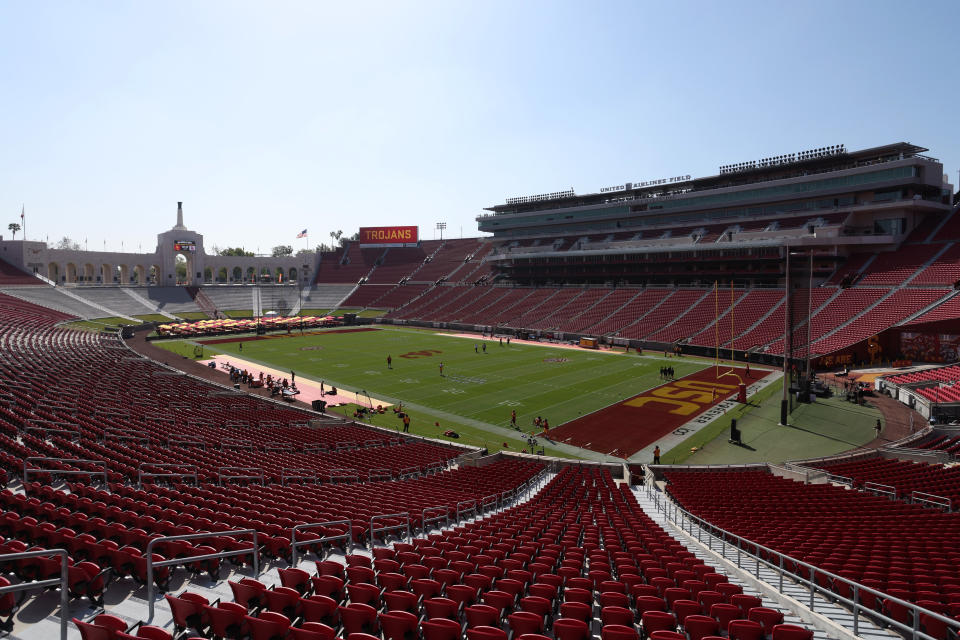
xmin=7 ymin=223 xmax=20 ymax=240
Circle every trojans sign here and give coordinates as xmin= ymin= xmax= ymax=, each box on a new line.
xmin=359 ymin=226 xmax=419 ymax=248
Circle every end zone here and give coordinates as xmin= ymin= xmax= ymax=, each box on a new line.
xmin=544 ymin=365 xmax=774 ymax=459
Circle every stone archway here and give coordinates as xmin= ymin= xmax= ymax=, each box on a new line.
xmin=203 ymin=267 xmax=213 ymax=283
xmin=118 ymin=264 xmax=129 ymax=284
xmin=288 ymin=267 xmax=298 ymax=282
xmin=101 ymin=263 xmax=113 ymax=283
xmin=232 ymin=266 xmax=242 ymax=282
xmin=150 ymin=264 xmax=161 ymax=285
xmin=83 ymin=263 xmax=95 ymax=282
xmin=134 ymin=265 xmax=146 ymax=285
xmin=175 ymin=253 xmax=193 ymax=286
xmin=246 ymin=267 xmax=256 ymax=283
xmin=66 ymin=263 xmax=78 ymax=283
xmin=217 ymin=267 xmax=228 ymax=282
xmin=47 ymin=263 xmax=60 ymax=282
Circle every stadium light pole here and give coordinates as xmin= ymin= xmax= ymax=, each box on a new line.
xmin=436 ymin=222 xmax=446 ymax=241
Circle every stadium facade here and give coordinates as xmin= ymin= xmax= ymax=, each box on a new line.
xmin=0 ymin=202 xmax=314 ymax=286
xmin=480 ymin=142 xmax=953 ymax=286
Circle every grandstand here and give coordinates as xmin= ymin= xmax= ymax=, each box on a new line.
xmin=1 ymin=141 xmax=960 ymax=640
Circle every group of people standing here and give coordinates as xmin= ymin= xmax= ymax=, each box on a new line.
xmin=659 ymin=366 xmax=676 ymax=380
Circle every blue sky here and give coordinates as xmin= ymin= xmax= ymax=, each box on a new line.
xmin=1 ymin=1 xmax=958 ymax=254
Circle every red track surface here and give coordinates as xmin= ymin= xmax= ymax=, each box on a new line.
xmin=544 ymin=365 xmax=763 ymax=458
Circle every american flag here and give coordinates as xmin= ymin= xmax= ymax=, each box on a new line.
xmin=296 ymin=229 xmax=307 ymax=238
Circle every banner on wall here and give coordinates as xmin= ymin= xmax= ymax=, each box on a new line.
xmin=358 ymin=226 xmax=419 ymax=248
xmin=900 ymin=331 xmax=960 ymax=362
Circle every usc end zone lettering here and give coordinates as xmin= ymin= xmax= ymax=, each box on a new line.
xmin=625 ymin=380 xmax=737 ymax=415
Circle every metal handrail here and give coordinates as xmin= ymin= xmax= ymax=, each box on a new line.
xmin=420 ymin=506 xmax=450 ymax=533
xmin=217 ymin=467 xmax=265 ymax=485
xmin=168 ymin=437 xmax=206 ymax=450
xmin=220 ymin=439 xmax=255 ymax=451
xmin=456 ymin=499 xmax=477 ymax=522
xmin=281 ymin=468 xmax=320 ymax=485
xmin=480 ymin=494 xmax=498 ymax=513
xmin=104 ymin=428 xmax=150 ymax=446
xmin=291 ymin=519 xmax=352 ymax=566
xmin=25 ymin=426 xmax=80 ymax=441
xmin=398 ymin=465 xmax=420 ymax=479
xmin=0 ymin=549 xmax=69 ymax=640
xmin=264 ymin=442 xmax=295 ymax=452
xmin=424 ymin=461 xmax=444 ymax=475
xmin=864 ymin=481 xmax=897 ymax=498
xmin=328 ymin=468 xmax=359 ymax=483
xmin=368 ymin=468 xmax=392 ymax=482
xmin=649 ymin=486 xmax=960 ymax=640
xmin=911 ymin=490 xmax=952 ymax=511
xmin=370 ymin=512 xmax=411 ymax=550
xmin=23 ymin=457 xmax=108 ymax=485
xmin=138 ymin=463 xmax=198 ymax=488
xmin=145 ymin=529 xmax=259 ymax=622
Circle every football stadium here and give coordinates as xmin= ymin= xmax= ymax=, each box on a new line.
xmin=1 ymin=139 xmax=959 ymax=640
xmin=3 ymin=3 xmax=960 ymax=640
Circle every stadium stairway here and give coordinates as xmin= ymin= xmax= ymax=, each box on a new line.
xmin=185 ymin=286 xmax=218 ymax=318
xmin=898 ymin=289 xmax=960 ymax=325
xmin=120 ymin=287 xmax=178 ymax=319
xmin=901 ymin=244 xmax=955 ymax=286
xmin=809 ymin=289 xmax=897 ymax=350
xmin=289 ymin=285 xmax=311 ymax=315
xmin=253 ymin=286 xmax=262 ymax=317
xmin=636 ymin=483 xmax=892 ymax=640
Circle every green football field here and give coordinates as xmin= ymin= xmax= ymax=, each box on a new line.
xmin=155 ymin=326 xmax=708 ymax=458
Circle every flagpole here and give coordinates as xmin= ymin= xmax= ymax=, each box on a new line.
xmin=21 ymin=205 xmax=25 ymax=241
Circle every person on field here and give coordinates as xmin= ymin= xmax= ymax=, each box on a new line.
xmin=511 ymin=409 xmax=517 ymax=429
xmin=403 ymin=414 xmax=411 ymax=433
xmin=653 ymin=445 xmax=661 ymax=465
xmin=387 ymin=355 xmax=392 ymax=369
xmin=439 ymin=362 xmax=444 ymax=377
xmin=482 ymin=343 xmax=487 ymax=353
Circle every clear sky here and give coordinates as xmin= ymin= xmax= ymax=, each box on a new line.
xmin=1 ymin=1 xmax=958 ymax=255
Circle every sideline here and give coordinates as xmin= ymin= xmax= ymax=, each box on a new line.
xmin=199 ymin=353 xmax=394 ymax=409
